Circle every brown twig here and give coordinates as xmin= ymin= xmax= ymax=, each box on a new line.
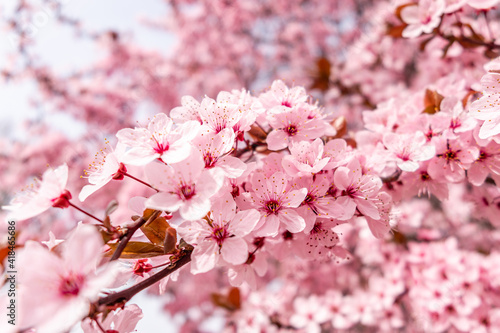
xmin=109 ymin=210 xmax=162 ymax=261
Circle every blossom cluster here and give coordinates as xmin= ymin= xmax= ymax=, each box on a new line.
xmin=2 ymin=0 xmax=500 ymax=332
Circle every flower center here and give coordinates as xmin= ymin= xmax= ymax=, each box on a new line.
xmin=204 ymin=153 xmax=217 ymax=168
xmin=265 ymin=200 xmax=281 ymax=215
xmin=59 ymin=273 xmax=85 ymax=296
xmin=153 ymin=141 xmax=169 ymax=154
xmin=211 ymin=225 xmax=229 ymax=246
xmin=478 ymin=151 xmax=488 ymax=162
xmin=420 ymin=172 xmax=430 ymax=181
xmin=285 ymin=124 xmax=298 ymax=136
xmin=178 ymin=183 xmax=196 ymax=200
xmin=281 ymin=100 xmax=292 ymax=107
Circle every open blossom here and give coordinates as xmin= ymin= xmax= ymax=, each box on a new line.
xmin=81 ymin=304 xmax=143 ymax=333
xmin=467 ymin=141 xmax=500 ymax=186
xmin=403 ymin=161 xmax=449 ymax=200
xmin=177 ymin=195 xmax=260 ymax=274
xmin=240 ymin=171 xmax=307 ymax=237
xmin=400 ymin=0 xmax=445 ymax=38
xmin=145 ymin=150 xmax=224 ymax=220
xmin=3 ymin=164 xmax=71 ymax=221
xmin=79 ymin=142 xmax=127 ymax=202
xmin=116 ymin=113 xmax=200 ymax=165
xmin=282 ymin=138 xmax=331 ymax=176
xmin=427 ymin=135 xmax=479 ymax=182
xmin=199 ymin=92 xmax=244 ymax=133
xmin=266 ymin=106 xmax=328 ymax=150
xmin=383 ymin=131 xmax=435 ymax=172
xmin=294 ymin=175 xmax=346 ymax=229
xmin=470 ymin=71 xmax=500 ymax=139
xmin=332 ymin=159 xmax=383 ymax=220
xmin=193 ymin=127 xmax=246 ymax=178
xmin=259 ymin=79 xmax=308 ymax=109
xmin=170 ymin=95 xmax=203 ymax=124
xmin=18 ymin=224 xmax=118 ymax=333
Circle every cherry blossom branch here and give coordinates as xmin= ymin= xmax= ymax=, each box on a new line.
xmin=68 ymin=202 xmax=104 ymax=224
xmin=109 ymin=210 xmax=162 ymax=261
xmin=98 ymin=248 xmax=192 ymax=307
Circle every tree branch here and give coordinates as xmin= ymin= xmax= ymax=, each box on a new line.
xmin=98 ymin=248 xmax=192 ymax=307
xmin=109 ymin=210 xmax=162 ymax=261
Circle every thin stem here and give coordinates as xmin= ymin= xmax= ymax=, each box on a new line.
xmin=98 ymin=249 xmax=192 ymax=307
xmin=124 ymin=172 xmax=159 ymax=192
xmin=110 ymin=210 xmax=161 ymax=261
xmin=93 ymin=318 xmax=107 ymax=333
xmin=483 ymin=11 xmax=494 ymax=42
xmin=68 ymin=202 xmax=104 ymax=224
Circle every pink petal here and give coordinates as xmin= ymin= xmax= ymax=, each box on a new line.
xmin=255 ymin=214 xmax=280 ymax=237
xmin=230 ymin=209 xmax=260 ymax=237
xmin=146 ymin=192 xmax=183 ymax=212
xmin=221 ymin=237 xmax=248 ymax=265
xmin=180 ymin=196 xmax=211 ymax=220
xmin=191 ymin=242 xmax=218 ymax=274
xmin=279 ymin=209 xmax=306 ymax=233
xmin=266 ymin=130 xmax=289 ymax=150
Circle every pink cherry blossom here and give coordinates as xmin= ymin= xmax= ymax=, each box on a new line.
xmin=116 ymin=113 xmax=200 ymax=165
xmin=3 ymin=164 xmax=71 ymax=221
xmin=468 ymin=141 xmax=500 ymax=186
xmin=470 ymin=72 xmax=500 ymax=139
xmin=193 ymin=127 xmax=246 ymax=178
xmin=282 ymin=138 xmax=331 ymax=176
xmin=79 ymin=142 xmax=127 ymax=202
xmin=81 ymin=304 xmax=143 ymax=333
xmin=259 ymin=79 xmax=308 ymax=109
xmin=170 ymin=95 xmax=203 ymax=124
xmin=241 ymin=171 xmax=307 ymax=237
xmin=427 ymin=135 xmax=479 ymax=182
xmin=266 ymin=105 xmax=328 ymax=151
xmin=403 ymin=161 xmax=450 ymax=200
xmin=17 ymin=224 xmax=118 ymax=333
xmin=401 ymin=0 xmax=446 ymax=38
xmin=332 ymin=159 xmax=383 ymax=220
xmin=199 ymin=92 xmax=244 ymax=134
xmin=290 ymin=295 xmax=330 ymax=333
xmin=145 ymin=150 xmax=224 ymax=220
xmin=383 ymin=131 xmax=435 ymax=172
xmin=177 ymin=195 xmax=260 ymax=274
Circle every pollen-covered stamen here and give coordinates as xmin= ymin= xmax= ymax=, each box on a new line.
xmin=341 ymin=186 xmax=357 ymax=199
xmin=450 ymin=118 xmax=461 ymax=130
xmin=285 ymin=124 xmax=298 ymax=136
xmin=59 ymin=272 xmax=85 ymax=296
xmin=311 ymin=221 xmax=323 ymax=234
xmin=178 ymin=183 xmax=196 ymax=200
xmin=396 ymin=147 xmax=410 ymax=161
xmin=210 ymin=225 xmax=230 ymax=246
xmin=437 ymin=140 xmax=461 ymax=164
xmin=420 ymin=171 xmax=431 ymax=181
xmin=152 ymin=140 xmax=169 ymax=154
xmin=203 ymin=152 xmax=218 ymax=168
xmin=478 ymin=150 xmax=489 ymax=162
xmin=51 ymin=189 xmax=72 ymax=209
xmin=264 ymin=199 xmax=281 ymax=215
